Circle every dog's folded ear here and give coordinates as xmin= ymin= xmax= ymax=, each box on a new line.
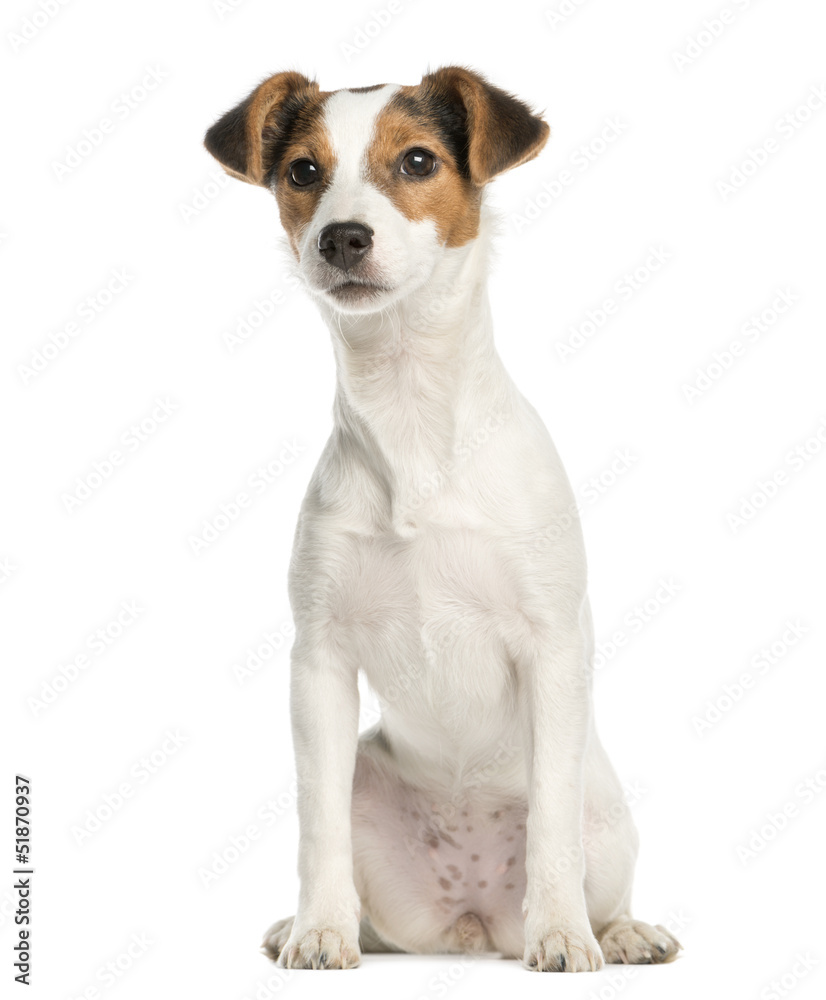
xmin=204 ymin=71 xmax=318 ymax=186
xmin=421 ymin=67 xmax=550 ymax=186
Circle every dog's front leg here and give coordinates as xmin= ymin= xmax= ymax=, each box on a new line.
xmin=277 ymin=647 xmax=362 ymax=970
xmin=519 ymin=611 xmax=604 ymax=972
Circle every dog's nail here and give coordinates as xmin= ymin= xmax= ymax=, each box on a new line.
xmin=557 ymin=954 xmax=566 ymax=971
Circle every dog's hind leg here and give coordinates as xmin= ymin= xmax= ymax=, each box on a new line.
xmin=581 ymin=738 xmax=683 ymax=965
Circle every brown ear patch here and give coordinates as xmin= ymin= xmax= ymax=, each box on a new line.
xmin=421 ymin=66 xmax=550 ymax=185
xmin=204 ymin=71 xmax=322 ymax=186
xmin=367 ymin=91 xmax=482 ymax=248
xmin=365 ymin=68 xmax=549 ymax=247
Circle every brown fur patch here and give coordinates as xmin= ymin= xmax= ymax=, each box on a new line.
xmin=365 ymin=68 xmax=548 ymax=245
xmin=204 ymin=72 xmax=320 ymax=186
xmin=204 ymin=72 xmax=337 ymax=258
xmin=422 ymin=66 xmax=550 ymax=184
xmin=246 ymin=73 xmax=319 ymax=184
xmin=366 ymin=92 xmax=482 ymax=248
xmin=268 ymin=92 xmax=336 ymax=257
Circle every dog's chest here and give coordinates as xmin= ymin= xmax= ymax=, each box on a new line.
xmin=333 ymin=524 xmax=529 ymax=721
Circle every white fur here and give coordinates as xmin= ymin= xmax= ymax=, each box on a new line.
xmin=264 ymin=87 xmax=680 ymax=973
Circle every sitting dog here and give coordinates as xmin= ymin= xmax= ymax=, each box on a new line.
xmin=205 ymin=66 xmax=681 ymax=972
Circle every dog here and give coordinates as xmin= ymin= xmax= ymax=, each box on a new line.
xmin=204 ymin=66 xmax=682 ymax=972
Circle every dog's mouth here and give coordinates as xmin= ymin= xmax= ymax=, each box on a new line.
xmin=326 ymin=280 xmax=391 ymax=301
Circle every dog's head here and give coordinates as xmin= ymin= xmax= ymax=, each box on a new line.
xmin=205 ymin=67 xmax=549 ymax=315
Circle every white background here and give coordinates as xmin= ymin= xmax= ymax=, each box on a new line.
xmin=2 ymin=0 xmax=825 ymax=997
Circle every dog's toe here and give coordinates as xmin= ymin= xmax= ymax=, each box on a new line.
xmin=598 ymin=918 xmax=682 ymax=964
xmin=261 ymin=916 xmax=295 ymax=962
xmin=276 ymin=926 xmax=361 ymax=970
xmin=524 ymin=925 xmax=603 ymax=972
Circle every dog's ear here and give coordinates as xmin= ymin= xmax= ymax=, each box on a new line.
xmin=204 ymin=71 xmax=318 ymax=186
xmin=421 ymin=66 xmax=549 ymax=186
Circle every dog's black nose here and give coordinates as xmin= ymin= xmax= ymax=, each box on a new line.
xmin=317 ymin=222 xmax=374 ymax=271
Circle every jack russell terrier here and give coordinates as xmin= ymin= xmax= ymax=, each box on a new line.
xmin=205 ymin=66 xmax=682 ymax=973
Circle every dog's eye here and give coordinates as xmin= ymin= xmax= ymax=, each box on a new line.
xmin=289 ymin=159 xmax=319 ymax=186
xmin=401 ymin=149 xmax=437 ymax=177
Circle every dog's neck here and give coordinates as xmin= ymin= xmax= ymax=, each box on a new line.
xmin=316 ymin=211 xmax=515 ymax=528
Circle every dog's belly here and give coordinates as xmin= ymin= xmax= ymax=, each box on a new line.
xmin=352 ymin=739 xmax=528 ymax=954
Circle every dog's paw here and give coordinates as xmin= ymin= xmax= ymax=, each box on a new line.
xmin=261 ymin=916 xmax=295 ymax=962
xmin=523 ymin=925 xmax=604 ymax=972
xmin=598 ymin=918 xmax=682 ymax=964
xmin=275 ymin=925 xmax=361 ymax=970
